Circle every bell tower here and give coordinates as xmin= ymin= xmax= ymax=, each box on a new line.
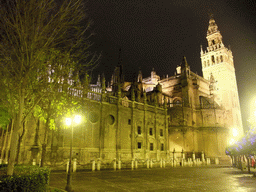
xmin=201 ymin=17 xmax=243 ymax=131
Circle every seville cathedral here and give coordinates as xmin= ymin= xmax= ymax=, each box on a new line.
xmin=1 ymin=18 xmax=243 ymax=167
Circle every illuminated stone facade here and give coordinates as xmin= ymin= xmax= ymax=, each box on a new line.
xmin=1 ymin=18 xmax=242 ymax=166
xmin=201 ymin=18 xmax=243 ymax=134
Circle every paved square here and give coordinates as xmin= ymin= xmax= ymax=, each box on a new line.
xmin=50 ymin=167 xmax=256 ymax=191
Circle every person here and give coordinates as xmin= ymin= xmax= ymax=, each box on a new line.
xmin=251 ymin=157 xmax=255 ymax=168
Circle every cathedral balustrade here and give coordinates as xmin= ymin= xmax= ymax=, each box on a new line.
xmin=158 ymin=109 xmax=165 ymax=115
xmin=147 ymin=105 xmax=155 ymax=113
xmin=67 ymin=87 xmax=167 ymax=112
xmin=87 ymin=91 xmax=102 ymax=101
xmin=121 ymin=97 xmax=132 ymax=107
xmin=134 ymin=102 xmax=144 ymax=110
xmin=105 ymin=95 xmax=118 ymax=104
xmin=68 ymin=88 xmax=83 ymax=97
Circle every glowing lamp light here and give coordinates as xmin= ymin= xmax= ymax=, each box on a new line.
xmin=232 ymin=128 xmax=238 ymax=137
xmin=65 ymin=115 xmax=81 ymax=126
xmin=74 ymin=115 xmax=81 ymax=124
xmin=65 ymin=114 xmax=82 ymax=192
xmin=66 ymin=118 xmax=72 ymax=126
xmin=229 ymin=138 xmax=235 ymax=145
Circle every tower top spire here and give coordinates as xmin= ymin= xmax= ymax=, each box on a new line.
xmin=207 ymin=17 xmax=219 ymax=36
xmin=205 ymin=17 xmax=223 ymax=48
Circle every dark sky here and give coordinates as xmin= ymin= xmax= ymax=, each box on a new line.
xmin=86 ymin=0 xmax=256 ymax=130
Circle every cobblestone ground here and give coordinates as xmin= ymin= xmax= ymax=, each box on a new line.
xmin=49 ymin=167 xmax=256 ymax=192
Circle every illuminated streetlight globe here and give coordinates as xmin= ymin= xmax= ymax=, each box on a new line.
xmin=74 ymin=115 xmax=81 ymax=124
xmin=66 ymin=118 xmax=72 ymax=126
xmin=229 ymin=138 xmax=235 ymax=145
xmin=65 ymin=115 xmax=81 ymax=126
xmin=65 ymin=114 xmax=81 ymax=192
xmin=232 ymin=128 xmax=238 ymax=137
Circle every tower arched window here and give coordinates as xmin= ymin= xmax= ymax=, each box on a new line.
xmin=211 ymin=55 xmax=215 ymax=64
xmin=220 ymin=55 xmax=223 ymax=62
xmin=207 ymin=60 xmax=210 ymax=67
xmin=212 ymin=40 xmax=215 ymax=45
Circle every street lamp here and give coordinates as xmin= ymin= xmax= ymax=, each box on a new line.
xmin=228 ymin=128 xmax=240 ymax=146
xmin=65 ymin=115 xmax=81 ymax=192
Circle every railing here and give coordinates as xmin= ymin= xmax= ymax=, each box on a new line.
xmin=147 ymin=105 xmax=155 ymax=113
xmin=135 ymin=102 xmax=144 ymax=110
xmin=67 ymin=88 xmax=168 ymax=113
xmin=27 ymin=155 xmax=215 ymax=172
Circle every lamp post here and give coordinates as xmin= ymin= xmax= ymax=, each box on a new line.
xmin=172 ymin=148 xmax=175 ymax=167
xmin=65 ymin=115 xmax=81 ymax=192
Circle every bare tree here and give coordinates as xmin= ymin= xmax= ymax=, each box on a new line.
xmin=0 ymin=0 xmax=98 ymax=175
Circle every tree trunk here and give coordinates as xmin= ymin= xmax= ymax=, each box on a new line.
xmin=41 ymin=144 xmax=47 ymax=167
xmin=6 ymin=119 xmax=14 ymax=163
xmin=1 ymin=127 xmax=8 ymax=161
xmin=40 ymin=117 xmax=49 ymax=167
xmin=7 ymin=88 xmax=24 ymax=176
xmin=0 ymin=128 xmax=4 ymax=160
xmin=247 ymin=156 xmax=251 ymax=173
xmin=7 ymin=116 xmax=20 ymax=175
xmin=15 ymin=121 xmax=26 ymax=164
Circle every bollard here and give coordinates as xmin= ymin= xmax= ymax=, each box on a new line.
xmin=118 ymin=159 xmax=121 ymax=170
xmin=66 ymin=160 xmax=69 ymax=173
xmin=202 ymin=152 xmax=205 ymax=164
xmin=32 ymin=159 xmax=36 ymax=166
xmin=197 ymin=158 xmax=200 ymax=166
xmin=202 ymin=158 xmax=205 ymax=165
xmin=206 ymin=158 xmax=210 ymax=165
xmin=160 ymin=159 xmax=163 ymax=168
xmin=193 ymin=158 xmax=196 ymax=166
xmin=150 ymin=159 xmax=153 ymax=168
xmin=73 ymin=158 xmax=77 ymax=172
xmin=97 ymin=159 xmax=101 ymax=171
xmin=192 ymin=152 xmax=195 ymax=162
xmin=0 ymin=159 xmax=2 ymax=165
xmin=131 ymin=159 xmax=134 ymax=170
xmin=135 ymin=159 xmax=138 ymax=169
xmin=215 ymin=158 xmax=219 ymax=165
xmin=163 ymin=160 xmax=166 ymax=168
xmin=189 ymin=158 xmax=192 ymax=167
xmin=39 ymin=159 xmax=41 ymax=167
xmin=92 ymin=160 xmax=95 ymax=171
xmin=147 ymin=159 xmax=149 ymax=169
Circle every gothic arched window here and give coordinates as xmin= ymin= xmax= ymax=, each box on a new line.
xmin=220 ymin=55 xmax=223 ymax=62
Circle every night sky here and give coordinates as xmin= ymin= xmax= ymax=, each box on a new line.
xmin=86 ymin=0 xmax=256 ymax=130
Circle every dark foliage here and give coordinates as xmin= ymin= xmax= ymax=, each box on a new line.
xmin=0 ymin=165 xmax=50 ymax=192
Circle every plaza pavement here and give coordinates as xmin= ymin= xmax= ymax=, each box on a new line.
xmin=49 ymin=166 xmax=256 ymax=192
